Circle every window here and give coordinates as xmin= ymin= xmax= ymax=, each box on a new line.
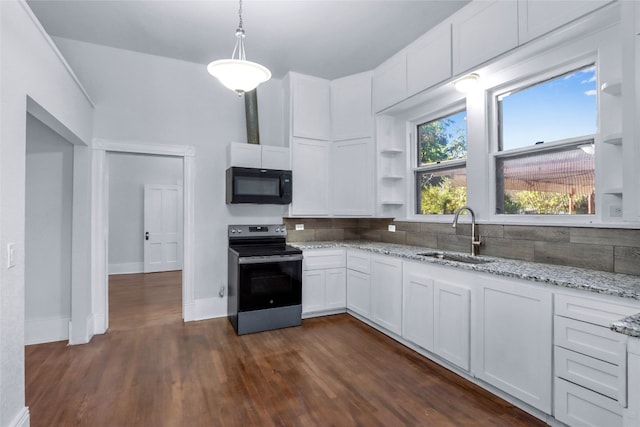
xmin=415 ymin=110 xmax=467 ymax=215
xmin=495 ymin=65 xmax=596 ymax=215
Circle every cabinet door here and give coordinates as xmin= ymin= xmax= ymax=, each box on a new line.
xmin=407 ymin=23 xmax=452 ymax=97
xmin=291 ymin=73 xmax=331 ymax=140
xmin=452 ymin=0 xmax=518 ymax=75
xmin=332 ymin=138 xmax=373 ymax=216
xmin=261 ymin=146 xmax=290 ymax=170
xmin=302 ymin=270 xmax=325 ymax=314
xmin=434 ymin=280 xmax=470 ymax=371
xmin=227 ymin=142 xmax=261 ymax=168
xmin=373 ymin=51 xmax=407 ymax=112
xmin=346 ymin=269 xmax=371 ymax=318
xmin=331 ymin=72 xmax=373 ymax=141
xmin=475 ymin=278 xmax=553 ymax=413
xmin=370 ymin=255 xmax=403 ymax=335
xmin=291 ymin=138 xmax=330 ymax=216
xmin=402 ymin=263 xmax=434 ymax=352
xmin=518 ymin=0 xmax=612 ymax=44
xmin=325 ymin=268 xmax=347 ymax=310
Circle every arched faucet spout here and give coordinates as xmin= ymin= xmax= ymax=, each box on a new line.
xmin=452 ymin=206 xmax=481 ymax=256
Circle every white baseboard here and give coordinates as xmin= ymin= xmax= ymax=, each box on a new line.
xmin=108 ymin=262 xmax=143 ymax=275
xmin=68 ymin=313 xmax=94 ymax=345
xmin=9 ymin=407 xmax=29 ymax=427
xmin=25 ymin=316 xmax=70 ymax=345
xmin=93 ymin=312 xmax=107 ymax=335
xmin=190 ymin=297 xmax=226 ymax=321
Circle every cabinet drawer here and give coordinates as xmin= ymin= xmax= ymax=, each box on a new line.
xmin=554 ymin=378 xmax=623 ymax=427
xmin=347 ymin=250 xmax=371 ymax=274
xmin=554 ymin=316 xmax=626 ymax=366
xmin=303 ymin=250 xmax=346 ymax=270
xmin=555 ymin=346 xmax=625 ymax=403
xmin=555 ymin=293 xmax=639 ymax=327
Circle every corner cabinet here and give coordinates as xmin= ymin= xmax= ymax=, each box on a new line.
xmin=332 ymin=138 xmax=374 ymax=216
xmin=291 ymin=138 xmax=331 ymax=216
xmin=331 ymin=72 xmax=373 ymax=141
xmin=474 ymin=276 xmax=553 ymax=414
xmin=290 ymin=73 xmax=331 ymax=141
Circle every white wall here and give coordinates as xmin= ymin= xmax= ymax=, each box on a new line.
xmin=108 ymin=152 xmax=183 ymax=274
xmin=53 ymin=37 xmax=289 ymax=318
xmin=0 ymin=1 xmax=94 ymax=425
xmin=25 ymin=114 xmax=73 ymax=345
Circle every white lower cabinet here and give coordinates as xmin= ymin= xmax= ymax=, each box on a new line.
xmin=370 ymin=254 xmax=403 ymax=335
xmin=402 ymin=262 xmax=435 ymax=352
xmin=434 ymin=280 xmax=470 ymax=371
xmin=302 ymin=249 xmax=346 ymax=317
xmin=346 ymin=250 xmax=372 ymax=319
xmin=552 ymin=293 xmax=638 ymax=426
xmin=475 ymin=277 xmax=553 ymax=414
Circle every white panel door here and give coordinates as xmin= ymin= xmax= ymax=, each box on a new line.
xmin=434 ymin=280 xmax=470 ymax=371
xmin=370 ymin=255 xmax=403 ymax=335
xmin=373 ymin=51 xmax=407 ymax=112
xmin=325 ymin=268 xmax=347 ymax=310
xmin=475 ymin=278 xmax=553 ymax=413
xmin=302 ymin=270 xmax=326 ymax=314
xmin=346 ymin=269 xmax=371 ymax=318
xmin=292 ymin=73 xmax=331 ymax=140
xmin=291 ymin=138 xmax=330 ymax=216
xmin=332 ymin=138 xmax=373 ymax=216
xmin=331 ymin=71 xmax=373 ymax=141
xmin=402 ymin=262 xmax=435 ymax=352
xmin=407 ymin=23 xmax=452 ymax=97
xmin=143 ymin=184 xmax=183 ymax=273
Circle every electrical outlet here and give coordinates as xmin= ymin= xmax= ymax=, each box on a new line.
xmin=609 ymin=205 xmax=623 ymax=218
xmin=295 ymin=224 xmax=304 ymax=231
xmin=388 ymin=224 xmax=396 ymax=232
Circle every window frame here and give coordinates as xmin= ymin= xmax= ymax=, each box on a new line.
xmin=411 ymin=102 xmax=468 ymax=217
xmin=488 ymin=56 xmax=599 ymax=223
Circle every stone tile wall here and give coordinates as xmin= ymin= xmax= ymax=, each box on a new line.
xmin=283 ymin=217 xmax=640 ymax=276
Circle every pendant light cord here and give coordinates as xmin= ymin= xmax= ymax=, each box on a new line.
xmin=232 ymin=0 xmax=246 ymax=61
xmin=238 ymin=0 xmax=243 ymax=31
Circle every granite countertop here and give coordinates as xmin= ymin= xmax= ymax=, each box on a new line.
xmin=291 ymin=240 xmax=640 ymax=338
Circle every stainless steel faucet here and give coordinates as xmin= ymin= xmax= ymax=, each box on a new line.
xmin=452 ymin=206 xmax=481 ymax=256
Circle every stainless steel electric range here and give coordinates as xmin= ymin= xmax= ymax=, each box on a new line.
xmin=227 ymin=224 xmax=303 ymax=335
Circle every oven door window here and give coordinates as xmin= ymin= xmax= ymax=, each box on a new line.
xmin=235 ymin=176 xmax=280 ymax=197
xmin=238 ymin=260 xmax=302 ymax=311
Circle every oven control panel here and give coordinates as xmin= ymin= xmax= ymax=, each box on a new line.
xmin=228 ymin=224 xmax=287 ymax=237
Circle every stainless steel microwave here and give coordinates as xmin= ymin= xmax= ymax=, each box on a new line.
xmin=225 ymin=167 xmax=292 ymax=204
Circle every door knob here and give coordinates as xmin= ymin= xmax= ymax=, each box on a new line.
xmin=145 ymin=232 xmax=149 ymax=241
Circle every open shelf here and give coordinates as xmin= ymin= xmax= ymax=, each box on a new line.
xmin=380 ymin=148 xmax=404 ymax=154
xmin=602 ymin=188 xmax=623 ymax=195
xmin=602 ymin=132 xmax=622 ymax=145
xmin=600 ymin=80 xmax=621 ymax=96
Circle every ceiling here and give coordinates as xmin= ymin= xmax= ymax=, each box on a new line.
xmin=27 ymin=0 xmax=470 ymax=80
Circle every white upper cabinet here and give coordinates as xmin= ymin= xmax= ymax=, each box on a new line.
xmin=518 ymin=0 xmax=612 ymax=44
xmin=452 ymin=0 xmax=518 ymax=75
xmin=331 ymin=72 xmax=373 ymax=141
xmin=291 ymin=138 xmax=331 ymax=216
xmin=407 ymin=23 xmax=452 ymax=97
xmin=228 ymin=142 xmax=290 ymax=170
xmin=332 ymin=138 xmax=373 ymax=216
xmin=373 ymin=51 xmax=407 ymax=112
xmin=291 ymin=73 xmax=331 ymax=140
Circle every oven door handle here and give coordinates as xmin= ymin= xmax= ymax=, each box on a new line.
xmin=238 ymin=254 xmax=303 ymax=264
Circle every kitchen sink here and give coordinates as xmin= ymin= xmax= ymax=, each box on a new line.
xmin=416 ymin=251 xmax=493 ymax=264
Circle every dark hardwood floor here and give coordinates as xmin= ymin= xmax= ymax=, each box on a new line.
xmin=25 ymin=271 xmax=547 ymax=426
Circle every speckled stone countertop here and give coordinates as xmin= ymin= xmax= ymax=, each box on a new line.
xmin=291 ymin=240 xmax=640 ymax=338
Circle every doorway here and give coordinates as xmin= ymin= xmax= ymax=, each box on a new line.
xmin=106 ymin=152 xmax=184 ymax=328
xmin=92 ymin=140 xmax=196 ymax=335
xmin=24 ymin=113 xmax=74 ymax=344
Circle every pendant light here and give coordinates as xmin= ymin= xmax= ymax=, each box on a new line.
xmin=207 ymin=0 xmax=271 ymax=95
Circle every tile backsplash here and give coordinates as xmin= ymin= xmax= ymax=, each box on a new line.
xmin=283 ymin=217 xmax=640 ymax=276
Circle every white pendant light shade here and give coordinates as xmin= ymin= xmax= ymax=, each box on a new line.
xmin=207 ymin=0 xmax=271 ymax=95
xmin=207 ymin=59 xmax=271 ymax=94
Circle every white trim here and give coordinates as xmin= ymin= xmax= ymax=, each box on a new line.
xmin=68 ymin=313 xmax=93 ymax=345
xmin=8 ymin=407 xmax=30 ymax=427
xmin=18 ymin=0 xmax=95 ymax=108
xmin=25 ymin=316 xmax=70 ymax=345
xmin=91 ymin=139 xmax=197 ymax=334
xmin=193 ymin=297 xmax=226 ymax=321
xmin=108 ymin=262 xmax=144 ymax=275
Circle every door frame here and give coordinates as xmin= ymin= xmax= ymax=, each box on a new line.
xmin=91 ymin=138 xmax=196 ymax=334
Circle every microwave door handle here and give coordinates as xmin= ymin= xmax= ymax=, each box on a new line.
xmin=279 ymin=175 xmax=285 ymax=197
